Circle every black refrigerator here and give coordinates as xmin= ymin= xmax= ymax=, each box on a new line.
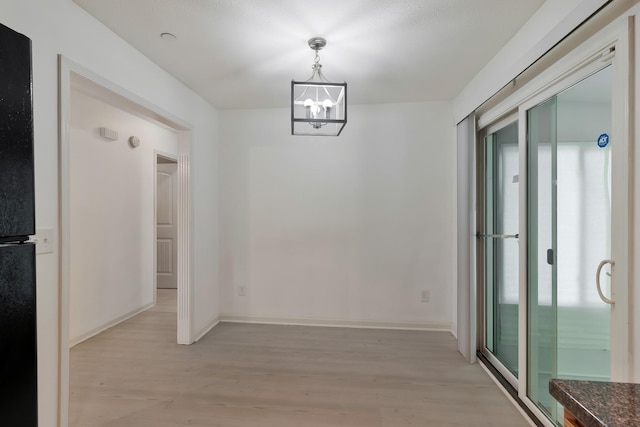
xmin=0 ymin=22 xmax=38 ymax=427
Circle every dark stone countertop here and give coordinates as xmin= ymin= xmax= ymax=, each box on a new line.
xmin=549 ymin=379 xmax=640 ymax=427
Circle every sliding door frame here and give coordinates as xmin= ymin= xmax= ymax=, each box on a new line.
xmin=477 ymin=113 xmax=520 ymax=390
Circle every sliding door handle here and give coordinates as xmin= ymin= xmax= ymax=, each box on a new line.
xmin=596 ymin=259 xmax=615 ymax=304
xmin=476 ymin=233 xmax=519 ymax=239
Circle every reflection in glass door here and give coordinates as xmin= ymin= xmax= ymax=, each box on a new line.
xmin=527 ymin=95 xmax=558 ymax=419
xmin=527 ymin=66 xmax=612 ymax=424
xmin=483 ymin=121 xmax=519 ymax=380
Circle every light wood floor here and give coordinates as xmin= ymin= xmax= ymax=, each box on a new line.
xmin=69 ymin=290 xmax=530 ymax=426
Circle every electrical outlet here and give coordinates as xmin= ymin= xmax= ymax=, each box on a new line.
xmin=239 ymin=286 xmax=246 ymax=296
xmin=421 ymin=290 xmax=430 ymax=302
xmin=31 ymin=228 xmax=54 ymax=255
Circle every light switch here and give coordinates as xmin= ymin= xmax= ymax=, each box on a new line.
xmin=32 ymin=228 xmax=54 ymax=254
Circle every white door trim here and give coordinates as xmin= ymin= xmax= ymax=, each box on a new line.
xmin=58 ymin=55 xmax=195 ymax=427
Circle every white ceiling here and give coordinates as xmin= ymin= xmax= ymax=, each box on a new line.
xmin=73 ymin=0 xmax=545 ymax=110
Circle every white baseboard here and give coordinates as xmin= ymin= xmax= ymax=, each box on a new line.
xmin=219 ymin=313 xmax=454 ymax=333
xmin=69 ymin=301 xmax=155 ymax=348
xmin=193 ymin=316 xmax=220 ymax=343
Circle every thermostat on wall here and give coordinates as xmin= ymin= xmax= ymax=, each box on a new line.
xmin=128 ymin=136 xmax=140 ymax=148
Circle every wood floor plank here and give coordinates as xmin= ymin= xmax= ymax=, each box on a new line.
xmin=70 ymin=290 xmax=530 ymax=426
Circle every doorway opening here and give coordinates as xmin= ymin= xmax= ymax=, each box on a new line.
xmin=58 ymin=55 xmax=194 ymax=427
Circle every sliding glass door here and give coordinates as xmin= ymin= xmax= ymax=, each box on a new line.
xmin=527 ymin=66 xmax=613 ymax=424
xmin=527 ymin=95 xmax=558 ymax=419
xmin=474 ymin=17 xmax=632 ymax=426
xmin=482 ymin=120 xmax=519 ymax=382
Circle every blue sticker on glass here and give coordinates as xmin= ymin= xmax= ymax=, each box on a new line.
xmin=597 ymin=133 xmax=610 ymax=148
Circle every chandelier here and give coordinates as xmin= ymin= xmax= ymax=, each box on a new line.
xmin=291 ymin=37 xmax=347 ymax=136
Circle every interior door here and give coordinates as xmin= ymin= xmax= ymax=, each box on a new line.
xmin=527 ymin=65 xmax=613 ymax=424
xmin=156 ymin=162 xmax=178 ymax=289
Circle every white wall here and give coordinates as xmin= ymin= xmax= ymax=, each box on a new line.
xmin=219 ymin=102 xmax=455 ymax=328
xmin=69 ymin=89 xmax=179 ymax=344
xmin=1 ymin=0 xmax=219 ymax=425
xmin=453 ymin=0 xmax=609 ymax=123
